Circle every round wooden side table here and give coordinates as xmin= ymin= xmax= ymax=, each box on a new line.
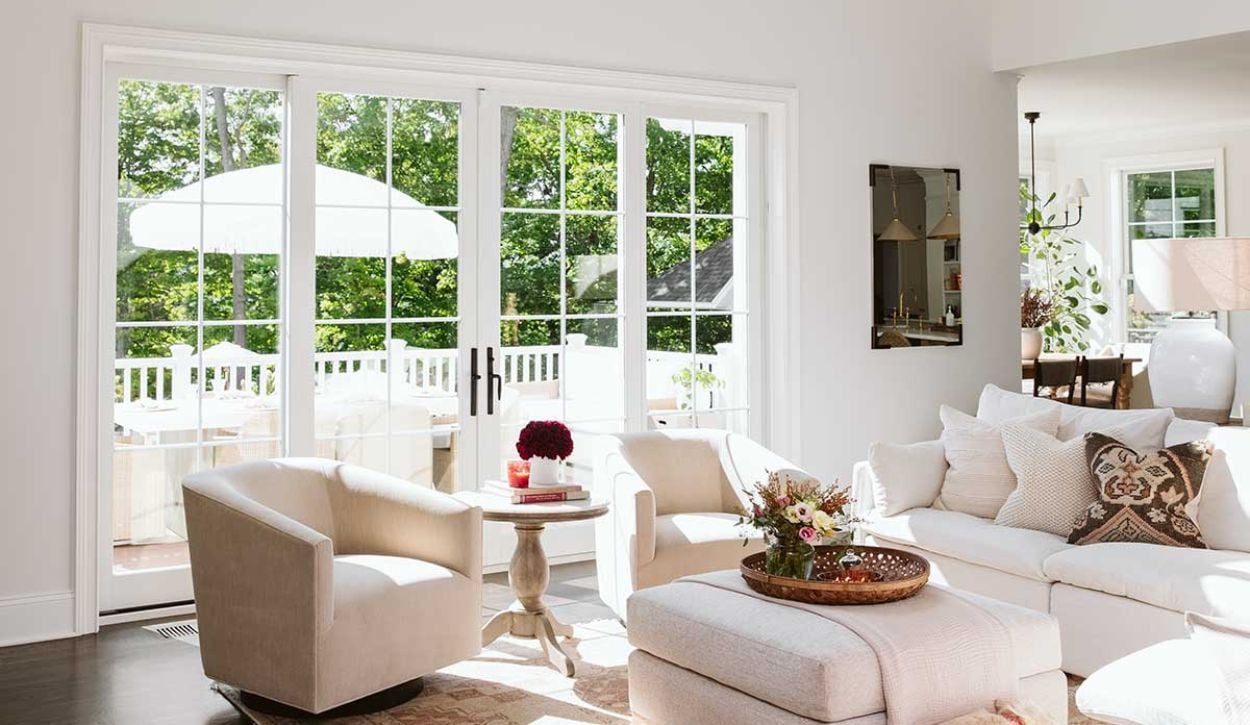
xmin=455 ymin=491 xmax=609 ymax=677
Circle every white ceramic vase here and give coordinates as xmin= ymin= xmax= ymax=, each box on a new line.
xmin=1148 ymin=319 xmax=1236 ymax=423
xmin=1020 ymin=328 xmax=1043 ymax=360
xmin=528 ymin=456 xmax=562 ymax=487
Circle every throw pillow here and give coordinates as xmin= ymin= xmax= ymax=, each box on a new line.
xmin=936 ymin=406 xmax=1061 ymax=519
xmin=868 ymin=439 xmax=947 ymax=517
xmin=996 ymin=425 xmax=1122 ymax=537
xmin=975 ymin=383 xmax=1173 ymax=449
xmin=1068 ymin=433 xmax=1212 ymax=548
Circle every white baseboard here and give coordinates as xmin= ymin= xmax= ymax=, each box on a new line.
xmin=0 ymin=592 xmax=77 ymax=647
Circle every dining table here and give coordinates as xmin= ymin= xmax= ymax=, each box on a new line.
xmin=1021 ymin=354 xmax=1141 ymax=409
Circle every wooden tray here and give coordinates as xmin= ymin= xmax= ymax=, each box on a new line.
xmin=740 ymin=545 xmax=929 ymax=605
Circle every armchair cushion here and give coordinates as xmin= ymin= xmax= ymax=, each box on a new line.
xmin=321 ymin=554 xmax=479 ymax=709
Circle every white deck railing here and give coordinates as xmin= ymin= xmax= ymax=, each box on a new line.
xmin=114 ymin=340 xmax=720 ymax=404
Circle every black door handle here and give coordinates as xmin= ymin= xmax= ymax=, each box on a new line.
xmin=486 ymin=346 xmax=503 ymax=415
xmin=469 ymin=347 xmax=481 ymax=416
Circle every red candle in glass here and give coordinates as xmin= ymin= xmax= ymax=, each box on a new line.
xmin=506 ymin=460 xmax=530 ymax=488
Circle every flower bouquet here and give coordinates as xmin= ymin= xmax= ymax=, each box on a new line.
xmin=515 ymin=420 xmax=574 ymax=486
xmin=739 ymin=471 xmax=857 ymax=580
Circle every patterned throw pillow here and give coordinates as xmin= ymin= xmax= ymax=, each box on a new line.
xmin=1068 ymin=433 xmax=1213 ymax=547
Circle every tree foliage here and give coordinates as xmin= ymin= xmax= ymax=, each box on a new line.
xmin=115 ymin=81 xmax=739 ymax=366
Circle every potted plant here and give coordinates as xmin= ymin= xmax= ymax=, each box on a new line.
xmin=515 ymin=420 xmax=574 ymax=487
xmin=1020 ymin=287 xmax=1052 ymax=360
xmin=738 ymin=471 xmax=857 ymax=579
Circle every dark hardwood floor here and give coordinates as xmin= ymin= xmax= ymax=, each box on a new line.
xmin=0 ymin=561 xmax=611 ymax=725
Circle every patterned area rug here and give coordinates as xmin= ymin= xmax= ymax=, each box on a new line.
xmin=216 ymin=619 xmax=632 ymax=724
xmin=211 ymin=620 xmax=1098 ymax=724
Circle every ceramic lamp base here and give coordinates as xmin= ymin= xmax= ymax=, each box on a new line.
xmin=1148 ymin=319 xmax=1235 ymax=424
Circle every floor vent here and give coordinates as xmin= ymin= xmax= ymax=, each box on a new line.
xmin=143 ymin=619 xmax=200 ymax=645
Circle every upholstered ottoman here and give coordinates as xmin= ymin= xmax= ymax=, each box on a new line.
xmin=627 ymin=573 xmax=1067 ymax=725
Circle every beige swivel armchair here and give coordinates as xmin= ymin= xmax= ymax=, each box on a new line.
xmin=183 ymin=458 xmax=482 ymax=714
xmin=593 ymin=429 xmax=808 ymax=619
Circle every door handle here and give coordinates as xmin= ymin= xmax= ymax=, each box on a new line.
xmin=486 ymin=346 xmax=503 ymax=415
xmin=469 ymin=347 xmax=481 ymax=417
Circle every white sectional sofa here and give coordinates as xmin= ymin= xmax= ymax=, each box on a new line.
xmin=852 ymin=385 xmax=1250 ymax=677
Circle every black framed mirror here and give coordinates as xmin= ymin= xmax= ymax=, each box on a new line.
xmin=870 ymin=164 xmax=962 ymax=349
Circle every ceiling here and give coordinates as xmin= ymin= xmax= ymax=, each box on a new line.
xmin=1018 ymin=30 xmax=1250 ymax=140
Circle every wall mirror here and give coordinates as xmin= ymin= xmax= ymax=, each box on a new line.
xmin=870 ymin=164 xmax=962 ymax=349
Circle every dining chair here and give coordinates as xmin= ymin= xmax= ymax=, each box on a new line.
xmin=1033 ymin=358 xmax=1078 ymax=404
xmin=1080 ymin=354 xmax=1124 ymax=409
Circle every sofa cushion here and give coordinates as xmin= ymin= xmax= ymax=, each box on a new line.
xmin=1196 ymin=427 xmax=1250 ymax=553
xmin=936 ymin=405 xmax=1061 ymax=518
xmin=976 ymin=384 xmax=1172 ymax=449
xmin=1068 ymin=433 xmax=1212 ymax=548
xmin=627 ymin=578 xmax=1060 ymax=723
xmin=868 ymin=438 xmax=946 ymax=516
xmin=865 ymin=508 xmax=1072 ymax=581
xmin=1043 ymin=543 xmax=1250 ymax=618
xmin=637 ymin=513 xmax=762 ymax=589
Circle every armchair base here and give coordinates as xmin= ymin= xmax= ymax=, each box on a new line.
xmin=240 ymin=677 xmax=424 ymax=718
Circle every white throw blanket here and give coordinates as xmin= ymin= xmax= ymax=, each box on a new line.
xmin=679 ymin=571 xmax=1017 ymax=725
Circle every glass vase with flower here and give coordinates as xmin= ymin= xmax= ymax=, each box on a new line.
xmin=739 ymin=471 xmax=858 ymax=580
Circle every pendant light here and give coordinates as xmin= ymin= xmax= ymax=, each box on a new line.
xmin=877 ymin=166 xmax=918 ymax=242
xmin=928 ymin=171 xmax=960 ymax=240
xmin=1020 ymin=111 xmax=1089 ymax=235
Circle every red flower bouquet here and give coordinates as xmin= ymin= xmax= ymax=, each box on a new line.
xmin=515 ymin=420 xmax=574 ymax=461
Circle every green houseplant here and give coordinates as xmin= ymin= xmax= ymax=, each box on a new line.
xmin=1020 ymin=186 xmax=1109 ymax=353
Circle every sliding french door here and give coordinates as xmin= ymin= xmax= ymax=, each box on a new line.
xmin=102 ymin=68 xmax=760 ymax=610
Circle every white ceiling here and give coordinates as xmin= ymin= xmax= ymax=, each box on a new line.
xmin=1017 ymin=30 xmax=1250 ymax=141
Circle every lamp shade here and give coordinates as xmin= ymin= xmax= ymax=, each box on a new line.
xmin=1067 ymin=177 xmax=1090 ymax=201
xmin=1131 ymin=237 xmax=1250 ymax=312
xmin=878 ymin=217 xmax=918 ymax=241
xmin=928 ymin=209 xmax=960 ymax=240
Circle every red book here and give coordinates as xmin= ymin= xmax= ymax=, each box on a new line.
xmin=511 ymin=490 xmax=590 ymax=504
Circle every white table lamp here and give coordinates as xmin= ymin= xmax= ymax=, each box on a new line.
xmin=1131 ymin=237 xmax=1250 ymax=422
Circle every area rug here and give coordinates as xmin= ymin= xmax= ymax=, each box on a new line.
xmin=208 ymin=619 xmax=1097 ymax=724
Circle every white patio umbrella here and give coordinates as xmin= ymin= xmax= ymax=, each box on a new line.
xmin=128 ymin=164 xmax=458 ymax=259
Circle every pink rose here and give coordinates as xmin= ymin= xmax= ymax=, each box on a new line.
xmin=798 ymin=526 xmax=819 ymax=543
xmin=752 ymin=504 xmax=764 ymax=517
xmin=777 ymin=496 xmax=790 ymax=508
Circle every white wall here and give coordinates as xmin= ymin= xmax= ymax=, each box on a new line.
xmin=993 ymin=0 xmax=1250 ymax=71
xmin=0 ymin=0 xmax=1020 ymax=644
xmin=1050 ymin=126 xmax=1250 ymax=416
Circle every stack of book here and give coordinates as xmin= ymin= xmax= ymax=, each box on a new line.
xmin=484 ymin=480 xmax=588 ymax=504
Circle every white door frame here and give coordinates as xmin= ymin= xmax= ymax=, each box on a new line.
xmin=77 ymin=22 xmax=798 ymax=635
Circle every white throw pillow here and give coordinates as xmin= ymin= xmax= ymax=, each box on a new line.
xmin=996 ymin=424 xmax=1122 ymax=537
xmin=1057 ymin=406 xmax=1173 ymax=450
xmin=975 ymin=383 xmax=1060 ymax=423
xmin=1195 ymin=427 xmax=1250 ymax=553
xmin=935 ymin=406 xmax=1061 ymax=519
xmin=1166 ymin=417 xmax=1218 ymax=447
xmin=976 ymin=383 xmax=1173 ymax=449
xmin=1184 ymin=612 xmax=1250 ymax=721
xmin=868 ymin=440 xmax=947 ymax=517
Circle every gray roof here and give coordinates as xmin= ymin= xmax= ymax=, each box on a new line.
xmin=648 ymin=237 xmax=734 ymax=307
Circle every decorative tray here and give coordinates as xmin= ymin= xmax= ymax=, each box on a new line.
xmin=740 ymin=545 xmax=930 ymax=605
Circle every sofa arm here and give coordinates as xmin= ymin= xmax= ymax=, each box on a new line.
xmin=183 ymin=475 xmax=335 ymax=645
xmin=850 ymin=460 xmax=878 ymax=521
xmin=329 ymin=463 xmax=483 ymax=583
